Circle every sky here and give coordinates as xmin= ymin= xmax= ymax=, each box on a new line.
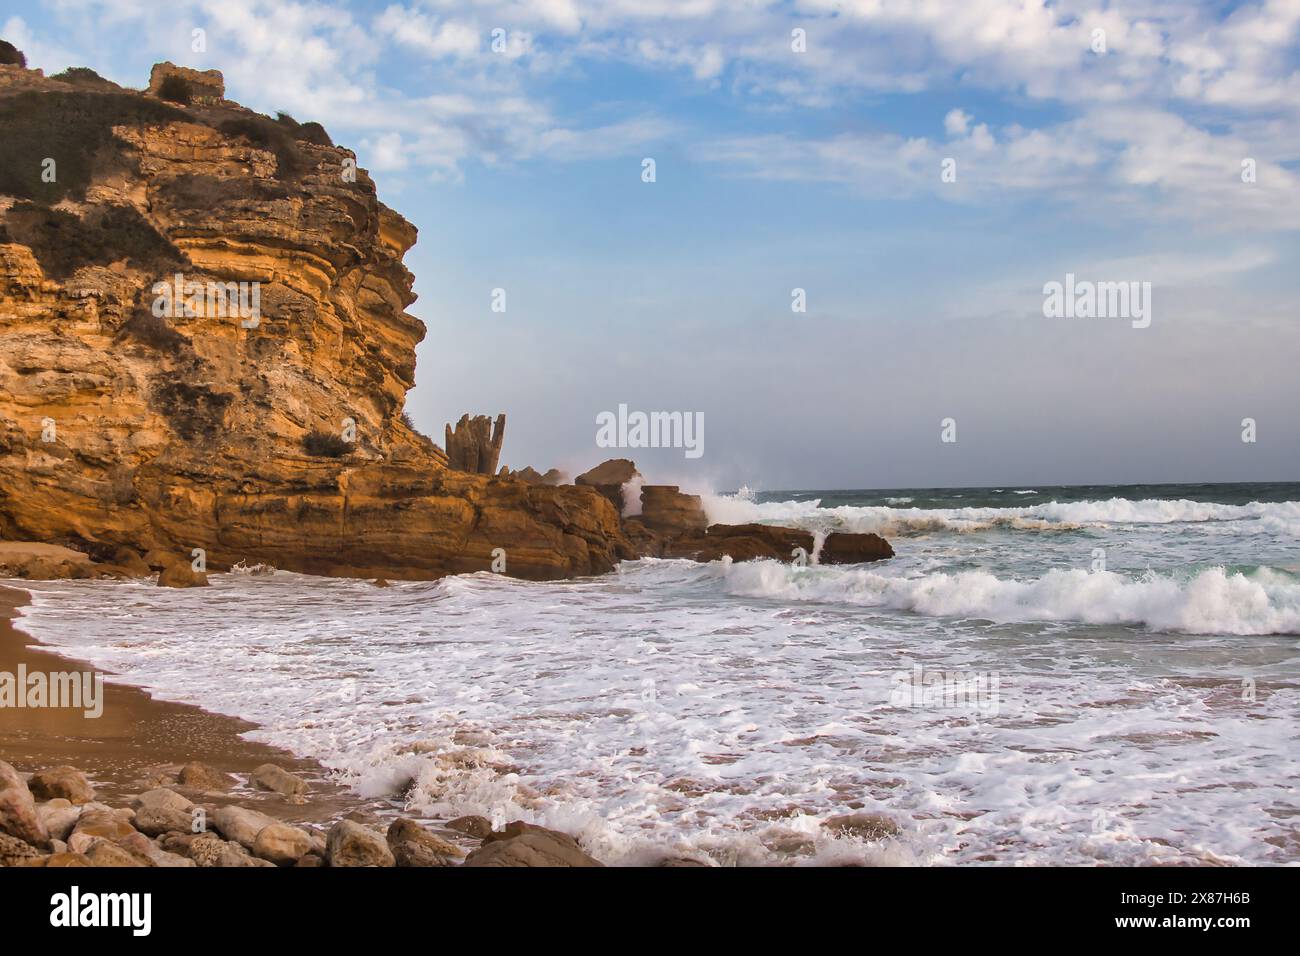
xmin=4 ymin=0 xmax=1298 ymax=491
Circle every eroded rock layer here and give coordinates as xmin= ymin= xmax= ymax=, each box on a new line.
xmin=0 ymin=62 xmax=631 ymax=580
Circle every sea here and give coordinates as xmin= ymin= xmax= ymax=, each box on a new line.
xmin=13 ymin=481 xmax=1300 ymax=865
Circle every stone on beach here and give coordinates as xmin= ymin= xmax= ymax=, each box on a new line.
xmin=446 ymin=815 xmax=493 ymax=839
xmin=822 ymin=812 xmax=900 ymax=841
xmin=464 ymin=822 xmax=603 ymax=867
xmin=326 ymin=820 xmax=395 ymax=867
xmin=212 ymin=805 xmax=281 ymax=849
xmin=177 ymin=761 xmax=236 ymax=791
xmin=26 ymin=766 xmax=95 ymax=804
xmin=36 ymin=800 xmax=81 ymax=842
xmin=250 ymin=763 xmax=309 ymax=798
xmin=157 ymin=562 xmax=210 ymax=588
xmin=252 ymin=822 xmax=314 ymax=865
xmin=0 ymin=760 xmax=51 ymax=848
xmin=387 ymin=817 xmax=464 ymax=867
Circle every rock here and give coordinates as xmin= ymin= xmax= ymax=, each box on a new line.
xmin=638 ymin=485 xmax=707 ymax=537
xmin=372 ymin=577 xmax=390 ymax=587
xmin=386 ymin=818 xmax=464 ymax=867
xmin=211 ymin=805 xmax=280 ymax=849
xmin=142 ymin=550 xmax=173 ymax=572
xmin=111 ymin=546 xmax=152 ymax=576
xmin=133 ymin=804 xmax=195 ymax=837
xmin=147 ymin=61 xmax=224 ymax=101
xmin=67 ymin=809 xmax=136 ymax=853
xmin=177 ymin=761 xmax=235 ymax=791
xmin=36 ymin=801 xmax=81 ymax=842
xmin=576 ymin=459 xmax=640 ymax=486
xmin=822 ymin=812 xmax=899 ymax=841
xmin=44 ymin=852 xmax=93 ymax=867
xmin=0 ymin=831 xmax=44 ymax=866
xmin=250 ymin=763 xmax=308 ymax=798
xmin=326 ymin=820 xmax=395 ymax=867
xmin=295 ymin=853 xmax=325 ymax=867
xmin=157 ymin=562 xmax=209 ymax=588
xmin=85 ymin=840 xmax=150 ymax=867
xmin=819 ymin=531 xmax=894 ymax=564
xmin=446 ymin=815 xmax=493 ymax=839
xmin=464 ymin=824 xmax=603 ymax=867
xmin=0 ymin=760 xmax=50 ymax=848
xmin=445 ymin=413 xmax=506 ymax=475
xmin=117 ymin=831 xmax=194 ymax=867
xmin=26 ymin=766 xmax=94 ymax=805
xmin=131 ymin=787 xmax=194 ymax=814
xmin=0 ymin=68 xmax=635 ymax=582
xmin=252 ymin=822 xmax=313 ymax=865
xmin=506 ymin=466 xmax=565 ymax=485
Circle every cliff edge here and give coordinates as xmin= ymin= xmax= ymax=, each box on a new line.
xmin=0 ymin=59 xmax=632 ymax=580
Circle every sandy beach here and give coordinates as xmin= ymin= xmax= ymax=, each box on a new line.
xmin=1 ymin=584 xmax=357 ymax=825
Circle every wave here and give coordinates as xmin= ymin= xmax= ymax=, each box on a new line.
xmin=717 ymin=562 xmax=1300 ymax=635
xmin=701 ymin=493 xmax=1300 ymax=536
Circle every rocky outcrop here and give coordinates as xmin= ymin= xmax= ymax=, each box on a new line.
xmin=639 ymin=485 xmax=707 ymax=537
xmin=0 ymin=61 xmax=631 ymax=581
xmin=500 ymin=465 xmax=564 ymax=485
xmin=148 ymin=61 xmax=224 ymax=102
xmin=445 ymin=413 xmax=505 ymax=475
xmin=665 ymin=523 xmax=894 ymax=564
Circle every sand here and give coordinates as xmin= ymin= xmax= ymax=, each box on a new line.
xmin=0 ymin=584 xmax=363 ymax=822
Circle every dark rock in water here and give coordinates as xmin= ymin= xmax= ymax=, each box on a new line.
xmin=446 ymin=815 xmax=493 ymax=839
xmin=639 ymin=485 xmax=707 ymax=537
xmin=820 ymin=531 xmax=894 ymax=563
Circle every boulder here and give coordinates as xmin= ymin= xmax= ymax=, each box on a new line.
xmin=386 ymin=817 xmax=464 ymax=867
xmin=211 ymin=805 xmax=280 ymax=849
xmin=575 ymin=459 xmax=639 ymax=486
xmin=252 ymin=822 xmax=314 ymax=865
xmin=0 ymin=831 xmax=44 ymax=866
xmin=158 ymin=562 xmax=209 ymax=588
xmin=0 ymin=760 xmax=50 ymax=848
xmin=133 ymin=804 xmax=195 ymax=837
xmin=250 ymin=763 xmax=308 ymax=798
xmin=446 ymin=815 xmax=493 ymax=839
xmin=117 ymin=831 xmax=194 ymax=867
xmin=84 ymin=840 xmax=150 ymax=867
xmin=638 ymin=485 xmax=708 ymax=537
xmin=26 ymin=766 xmax=94 ymax=805
xmin=177 ymin=761 xmax=236 ymax=791
xmin=326 ymin=820 xmax=395 ymax=867
xmin=44 ymin=852 xmax=93 ymax=867
xmin=111 ymin=547 xmax=152 ymax=577
xmin=819 ymin=531 xmax=894 ymax=563
xmin=36 ymin=801 xmax=81 ymax=842
xmin=67 ymin=809 xmax=136 ymax=854
xmin=464 ymin=824 xmax=603 ymax=867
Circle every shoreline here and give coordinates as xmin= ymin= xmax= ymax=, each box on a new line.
xmin=0 ymin=584 xmax=363 ymax=826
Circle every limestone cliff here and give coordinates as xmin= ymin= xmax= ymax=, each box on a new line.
xmin=0 ymin=60 xmax=632 ymax=580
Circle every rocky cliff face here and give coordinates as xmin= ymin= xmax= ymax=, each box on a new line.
xmin=0 ymin=60 xmax=632 ymax=580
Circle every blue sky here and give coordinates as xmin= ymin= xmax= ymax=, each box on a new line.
xmin=5 ymin=0 xmax=1298 ymax=489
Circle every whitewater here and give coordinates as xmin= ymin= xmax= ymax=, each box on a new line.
xmin=12 ymin=483 xmax=1300 ymax=866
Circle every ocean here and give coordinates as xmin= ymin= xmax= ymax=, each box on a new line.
xmin=14 ymin=481 xmax=1300 ymax=865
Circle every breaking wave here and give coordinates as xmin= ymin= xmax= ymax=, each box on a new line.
xmin=718 ymin=561 xmax=1300 ymax=635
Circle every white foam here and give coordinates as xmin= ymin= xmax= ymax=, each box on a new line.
xmin=719 ymin=562 xmax=1300 ymax=635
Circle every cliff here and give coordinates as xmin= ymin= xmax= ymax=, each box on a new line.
xmin=0 ymin=60 xmax=632 ymax=580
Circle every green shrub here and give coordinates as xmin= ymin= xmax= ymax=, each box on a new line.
xmin=275 ymin=111 xmax=333 ymax=147
xmin=3 ymin=201 xmax=183 ymax=278
xmin=0 ymin=91 xmax=188 ymax=202
xmin=303 ymin=430 xmax=353 ymax=458
xmin=50 ymin=67 xmax=118 ymax=90
xmin=0 ymin=40 xmax=25 ymax=67
xmin=219 ymin=116 xmax=306 ymax=179
xmin=157 ymin=74 xmax=192 ymax=105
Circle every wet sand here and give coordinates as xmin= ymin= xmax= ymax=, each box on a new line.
xmin=0 ymin=584 xmax=366 ymax=823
